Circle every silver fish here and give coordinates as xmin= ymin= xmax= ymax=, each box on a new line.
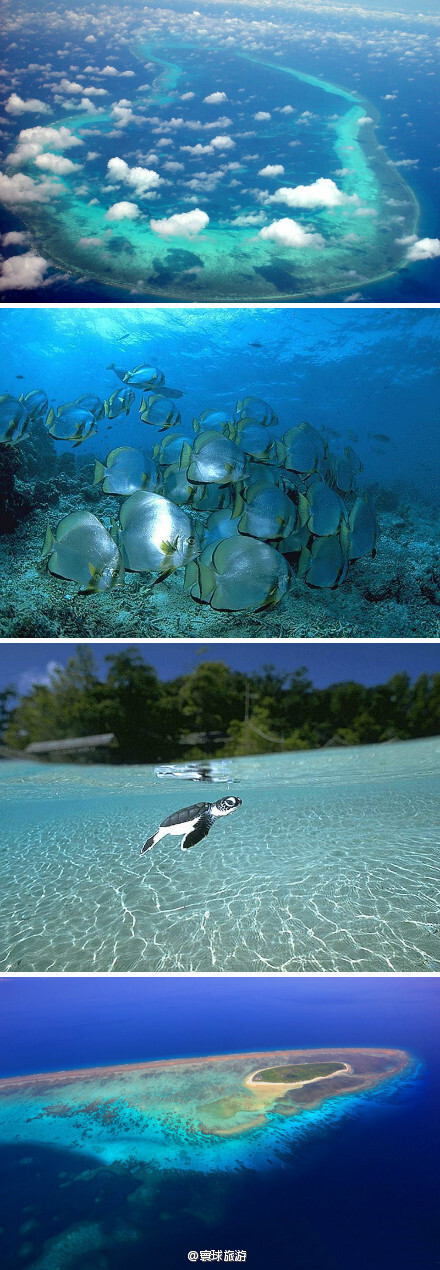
xmin=185 ymin=431 xmax=247 ymax=486
xmin=19 ymin=389 xmax=48 ymax=424
xmin=139 ymin=394 xmax=181 ymax=431
xmin=108 ymin=362 xmax=183 ymax=396
xmin=161 ymin=463 xmax=196 ymax=507
xmin=303 ymin=477 xmax=348 ymax=537
xmin=41 ymin=511 xmax=123 ymax=592
xmin=232 ymin=419 xmax=279 ymax=463
xmin=75 ymin=394 xmax=106 ymax=421
xmin=185 ymin=534 xmax=292 ymax=612
xmin=0 ymin=393 xmax=30 ymax=444
xmin=236 ymin=481 xmax=297 ymax=542
xmin=349 ymin=496 xmax=378 ymax=560
xmin=193 ymin=409 xmax=233 ymax=433
xmin=283 ymin=422 xmax=326 ymax=474
xmin=94 ymin=447 xmax=156 ymax=496
xmin=104 ymin=388 xmax=135 ymax=419
xmin=118 ymin=490 xmax=199 ymax=576
xmin=235 ymin=396 xmax=278 ymax=426
xmin=298 ymin=534 xmax=348 ymax=589
xmin=203 ymin=508 xmax=240 ymax=549
xmin=45 ymin=405 xmax=98 ymax=446
xmin=154 ymin=430 xmax=190 ymax=468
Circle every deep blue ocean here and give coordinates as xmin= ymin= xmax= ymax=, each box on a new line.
xmin=1 ymin=977 xmax=439 ymax=1270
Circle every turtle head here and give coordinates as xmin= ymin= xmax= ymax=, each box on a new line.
xmin=213 ymin=796 xmax=242 ymax=816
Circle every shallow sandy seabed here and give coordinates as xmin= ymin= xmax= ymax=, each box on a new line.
xmin=1 ymin=742 xmax=439 ymax=973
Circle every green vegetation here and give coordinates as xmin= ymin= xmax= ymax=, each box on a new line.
xmin=2 ymin=648 xmax=440 ymax=763
xmin=253 ymin=1063 xmax=344 ymax=1083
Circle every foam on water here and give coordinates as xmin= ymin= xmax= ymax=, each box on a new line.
xmin=1 ymin=738 xmax=439 ymax=973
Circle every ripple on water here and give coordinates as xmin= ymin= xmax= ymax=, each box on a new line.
xmin=1 ymin=741 xmax=439 ymax=972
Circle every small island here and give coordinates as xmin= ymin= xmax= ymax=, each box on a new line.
xmin=0 ymin=1047 xmax=412 ymax=1158
xmin=250 ymin=1062 xmax=349 ymax=1084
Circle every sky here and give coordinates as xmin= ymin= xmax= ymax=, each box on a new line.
xmin=1 ymin=641 xmax=440 ymax=698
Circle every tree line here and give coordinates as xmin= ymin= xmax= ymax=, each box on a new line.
xmin=1 ymin=648 xmax=439 ymax=763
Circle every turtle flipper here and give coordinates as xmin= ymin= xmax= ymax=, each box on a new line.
xmin=181 ymin=814 xmax=213 ymax=851
xmin=140 ymin=833 xmax=156 ymax=855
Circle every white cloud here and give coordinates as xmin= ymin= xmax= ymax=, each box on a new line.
xmin=5 ymin=93 xmax=51 ymax=116
xmin=1 ymin=230 xmax=32 ymax=246
xmin=231 ymin=211 xmax=267 ymax=226
xmin=390 ymin=158 xmax=419 ymax=168
xmin=0 ymin=170 xmax=62 ymax=205
xmin=357 ymin=116 xmax=373 ymax=125
xmin=100 ymin=65 xmax=118 ymax=76
xmin=181 ymin=92 xmax=195 ymax=101
xmin=105 ymin=201 xmax=140 ymax=221
xmin=0 ymin=251 xmax=50 ymax=292
xmin=163 ymin=160 xmax=185 ymax=172
xmin=35 ymin=152 xmax=82 ymax=174
xmin=107 ymin=156 xmax=163 ymax=196
xmin=204 ymin=91 xmax=227 ymax=104
xmin=405 ymin=237 xmax=440 ymax=262
xmin=59 ymin=78 xmax=83 ymax=94
xmin=16 ymin=661 xmax=61 ymax=694
xmin=210 ymin=134 xmax=235 ymax=150
xmin=7 ymin=124 xmax=83 ymax=166
xmin=111 ymin=102 xmax=135 ymax=128
xmin=78 ymin=236 xmax=104 ymax=247
xmin=254 ymin=111 xmax=271 ymax=121
xmin=258 ymin=164 xmax=285 ymax=177
xmin=267 ymin=177 xmax=359 ymax=210
xmin=150 ymin=208 xmax=209 ymax=238
xmin=181 ymin=143 xmax=214 ymax=156
xmin=259 ymin=218 xmax=324 ymax=249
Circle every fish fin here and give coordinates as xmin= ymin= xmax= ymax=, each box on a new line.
xmin=153 ymin=567 xmax=175 ymax=585
xmin=93 ymin=460 xmax=105 ymax=486
xmin=192 ymin=416 xmax=200 ymax=434
xmin=210 ymin=583 xmax=237 ymax=612
xmin=297 ymin=493 xmax=310 ymax=527
xmin=179 ymin=441 xmax=193 ymax=471
xmin=160 ymin=537 xmax=178 ymax=556
xmin=297 ymin=546 xmax=311 ymax=578
xmin=41 ymin=524 xmax=54 ymax=560
xmin=46 ymin=407 xmax=55 ymax=429
xmin=110 ymin=518 xmax=121 ymax=546
xmin=86 ymin=563 xmax=101 ymax=592
xmin=232 ymin=490 xmax=244 ymax=518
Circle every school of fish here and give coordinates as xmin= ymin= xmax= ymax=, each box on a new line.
xmin=0 ymin=362 xmax=379 ymax=612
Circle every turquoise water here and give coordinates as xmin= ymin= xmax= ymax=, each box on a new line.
xmin=1 ymin=736 xmax=439 ymax=973
xmin=0 ymin=1048 xmax=414 ymax=1175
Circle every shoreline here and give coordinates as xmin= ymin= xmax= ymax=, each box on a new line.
xmin=0 ymin=1047 xmax=410 ymax=1095
xmin=245 ymin=1061 xmax=352 ymax=1094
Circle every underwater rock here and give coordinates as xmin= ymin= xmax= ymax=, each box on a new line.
xmin=0 ymin=444 xmax=33 ymax=533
